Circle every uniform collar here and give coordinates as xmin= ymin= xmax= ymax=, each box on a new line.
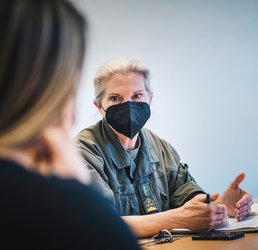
xmin=101 ymin=119 xmax=159 ymax=169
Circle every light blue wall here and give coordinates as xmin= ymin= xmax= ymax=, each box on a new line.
xmin=72 ymin=0 xmax=258 ymax=197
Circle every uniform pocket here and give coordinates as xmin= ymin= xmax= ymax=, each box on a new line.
xmin=141 ymin=163 xmax=170 ymax=212
xmin=113 ymin=184 xmax=141 ymax=215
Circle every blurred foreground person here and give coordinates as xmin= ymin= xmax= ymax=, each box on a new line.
xmin=0 ymin=1 xmax=141 ymax=249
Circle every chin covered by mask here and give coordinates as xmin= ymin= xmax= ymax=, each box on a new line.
xmin=104 ymin=101 xmax=151 ymax=139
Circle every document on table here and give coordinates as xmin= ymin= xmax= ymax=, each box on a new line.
xmin=216 ymin=203 xmax=258 ymax=232
xmin=170 ymin=203 xmax=258 ymax=234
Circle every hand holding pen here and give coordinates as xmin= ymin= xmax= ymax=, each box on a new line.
xmin=205 ymin=193 xmax=210 ymax=204
xmin=179 ymin=193 xmax=228 ymax=231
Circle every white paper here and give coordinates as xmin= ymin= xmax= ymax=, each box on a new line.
xmin=217 ymin=203 xmax=258 ymax=231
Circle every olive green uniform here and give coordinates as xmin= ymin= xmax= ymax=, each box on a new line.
xmin=77 ymin=120 xmax=205 ymax=216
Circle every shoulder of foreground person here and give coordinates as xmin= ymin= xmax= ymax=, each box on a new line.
xmin=0 ymin=159 xmax=141 ymax=250
xmin=49 ymin=179 xmax=142 ymax=249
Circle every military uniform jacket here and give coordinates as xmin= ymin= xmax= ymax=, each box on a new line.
xmin=77 ymin=120 xmax=205 ymax=216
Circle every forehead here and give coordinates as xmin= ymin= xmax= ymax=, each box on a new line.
xmin=104 ymin=72 xmax=146 ymax=94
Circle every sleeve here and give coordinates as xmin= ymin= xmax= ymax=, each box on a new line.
xmin=156 ymin=139 xmax=205 ymax=208
xmin=76 ymin=139 xmax=116 ymax=206
xmin=142 ymin=129 xmax=206 ymax=209
xmin=168 ymin=163 xmax=206 ymax=208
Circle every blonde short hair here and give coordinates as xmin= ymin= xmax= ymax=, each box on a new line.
xmin=94 ymin=57 xmax=151 ymax=103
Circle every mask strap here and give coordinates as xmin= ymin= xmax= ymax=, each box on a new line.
xmin=100 ymin=103 xmax=106 ymax=112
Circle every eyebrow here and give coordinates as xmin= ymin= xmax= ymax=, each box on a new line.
xmin=107 ymin=92 xmax=120 ymax=96
xmin=134 ymin=90 xmax=145 ymax=93
xmin=107 ymin=90 xmax=145 ymax=95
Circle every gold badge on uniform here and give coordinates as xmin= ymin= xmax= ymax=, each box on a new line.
xmin=137 ymin=183 xmax=159 ymax=214
xmin=144 ymin=198 xmax=157 ymax=213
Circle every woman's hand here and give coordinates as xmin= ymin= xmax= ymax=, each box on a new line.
xmin=222 ymin=172 xmax=253 ymax=220
xmin=176 ymin=193 xmax=228 ymax=231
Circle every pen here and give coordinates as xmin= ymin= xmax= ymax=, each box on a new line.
xmin=205 ymin=193 xmax=210 ymax=204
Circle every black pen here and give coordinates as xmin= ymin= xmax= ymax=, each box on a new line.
xmin=205 ymin=193 xmax=210 ymax=204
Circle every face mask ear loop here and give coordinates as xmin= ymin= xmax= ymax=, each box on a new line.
xmin=100 ymin=103 xmax=109 ymax=123
xmin=100 ymin=103 xmax=107 ymax=112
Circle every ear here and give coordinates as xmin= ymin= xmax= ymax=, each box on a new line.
xmin=34 ymin=96 xmax=76 ymax=170
xmin=32 ymin=134 xmax=54 ymax=175
xmin=93 ymin=99 xmax=105 ymax=116
xmin=38 ymin=124 xmax=91 ymax=183
xmin=32 ymin=122 xmax=69 ymax=175
xmin=93 ymin=99 xmax=101 ymax=109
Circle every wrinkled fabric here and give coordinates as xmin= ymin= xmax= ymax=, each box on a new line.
xmin=76 ymin=120 xmax=205 ymax=216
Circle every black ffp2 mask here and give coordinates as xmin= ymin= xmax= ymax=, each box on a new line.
xmin=105 ymin=101 xmax=151 ymax=139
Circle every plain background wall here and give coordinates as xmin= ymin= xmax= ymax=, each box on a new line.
xmin=72 ymin=0 xmax=258 ymax=197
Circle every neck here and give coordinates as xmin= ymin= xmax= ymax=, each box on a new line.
xmin=111 ymin=128 xmax=138 ymax=150
xmin=0 ymin=147 xmax=34 ymax=171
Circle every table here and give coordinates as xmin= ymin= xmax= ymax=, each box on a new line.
xmin=141 ymin=232 xmax=258 ymax=250
xmin=141 ymin=199 xmax=258 ymax=250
